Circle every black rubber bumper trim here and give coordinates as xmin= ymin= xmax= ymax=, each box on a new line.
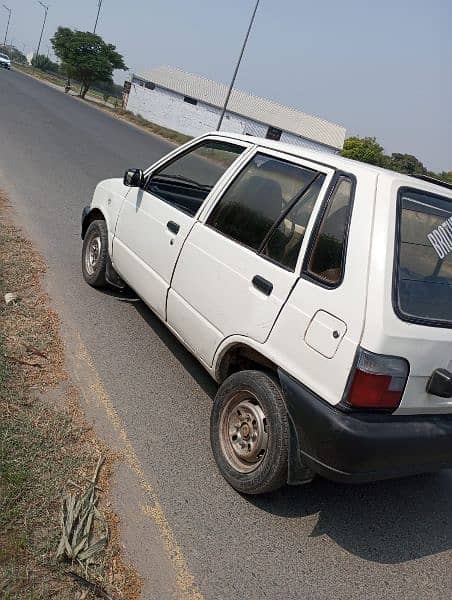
xmin=278 ymin=369 xmax=452 ymax=483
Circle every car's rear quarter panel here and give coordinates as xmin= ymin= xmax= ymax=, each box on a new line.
xmin=264 ymin=168 xmax=377 ymax=406
xmin=361 ymin=174 xmax=452 ymax=414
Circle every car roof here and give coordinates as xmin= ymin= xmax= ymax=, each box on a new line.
xmin=210 ymin=131 xmax=452 ymax=200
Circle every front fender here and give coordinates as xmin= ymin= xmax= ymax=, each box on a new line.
xmin=85 ymin=178 xmax=128 ymax=255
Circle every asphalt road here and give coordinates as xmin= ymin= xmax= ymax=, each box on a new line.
xmin=1 ymin=69 xmax=451 ymax=600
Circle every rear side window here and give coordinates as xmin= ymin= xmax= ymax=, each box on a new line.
xmin=395 ymin=188 xmax=452 ymax=327
xmin=261 ymin=175 xmax=326 ymax=270
xmin=306 ymin=176 xmax=354 ymax=286
xmin=207 ymin=153 xmax=323 ymax=255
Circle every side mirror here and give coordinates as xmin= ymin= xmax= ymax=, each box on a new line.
xmin=123 ymin=168 xmax=144 ymax=187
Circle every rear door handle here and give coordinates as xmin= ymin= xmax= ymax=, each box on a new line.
xmin=167 ymin=221 xmax=180 ymax=234
xmin=252 ymin=275 xmax=273 ymax=296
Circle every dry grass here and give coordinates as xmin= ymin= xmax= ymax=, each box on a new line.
xmin=0 ymin=192 xmax=142 ymax=599
xmin=88 ymin=102 xmax=192 ymax=146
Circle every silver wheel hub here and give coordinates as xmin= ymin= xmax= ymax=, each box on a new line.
xmin=85 ymin=233 xmax=101 ymax=275
xmin=220 ymin=393 xmax=268 ymax=473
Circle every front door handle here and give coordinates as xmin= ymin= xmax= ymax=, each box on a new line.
xmin=252 ymin=275 xmax=273 ymax=296
xmin=167 ymin=221 xmax=180 ymax=235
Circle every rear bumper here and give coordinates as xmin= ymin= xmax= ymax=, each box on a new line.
xmin=279 ymin=369 xmax=452 ymax=483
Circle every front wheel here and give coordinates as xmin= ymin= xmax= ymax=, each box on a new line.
xmin=82 ymin=220 xmax=108 ymax=288
xmin=210 ymin=370 xmax=289 ymax=495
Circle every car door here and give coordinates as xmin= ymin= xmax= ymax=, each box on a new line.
xmin=112 ymin=138 xmax=248 ymax=319
xmin=266 ymin=171 xmax=374 ymax=407
xmin=167 ymin=148 xmax=334 ymax=365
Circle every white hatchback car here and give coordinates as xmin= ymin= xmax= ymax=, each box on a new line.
xmin=81 ymin=132 xmax=452 ymax=494
xmin=0 ymin=52 xmax=11 ymax=70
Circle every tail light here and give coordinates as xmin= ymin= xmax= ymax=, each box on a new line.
xmin=344 ymin=348 xmax=409 ymax=410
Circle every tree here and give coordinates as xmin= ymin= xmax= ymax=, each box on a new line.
xmin=437 ymin=171 xmax=452 ymax=184
xmin=388 ymin=153 xmax=427 ymax=176
xmin=31 ymin=54 xmax=59 ymax=74
xmin=51 ymin=27 xmax=126 ymax=98
xmin=341 ymin=136 xmax=387 ymax=167
xmin=91 ymin=78 xmax=123 ymax=99
xmin=341 ymin=134 xmax=450 ymax=185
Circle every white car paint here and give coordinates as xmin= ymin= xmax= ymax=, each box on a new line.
xmin=0 ymin=53 xmax=11 ymax=69
xmin=87 ymin=132 xmax=452 ymax=416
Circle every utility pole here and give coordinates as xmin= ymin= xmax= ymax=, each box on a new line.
xmin=216 ymin=0 xmax=260 ymax=131
xmin=93 ymin=0 xmax=103 ymax=34
xmin=35 ymin=1 xmax=49 ymax=61
xmin=2 ymin=4 xmax=11 ymax=49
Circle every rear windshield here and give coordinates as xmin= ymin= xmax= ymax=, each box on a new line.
xmin=395 ymin=187 xmax=452 ymax=327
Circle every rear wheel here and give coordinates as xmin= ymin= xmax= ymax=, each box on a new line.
xmin=210 ymin=370 xmax=289 ymax=494
xmin=82 ymin=220 xmax=108 ymax=288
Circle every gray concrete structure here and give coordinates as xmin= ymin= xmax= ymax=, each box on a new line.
xmin=127 ymin=65 xmax=346 ymax=153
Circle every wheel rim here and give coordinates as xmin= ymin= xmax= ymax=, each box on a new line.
xmin=85 ymin=231 xmax=101 ymax=276
xmin=219 ymin=390 xmax=268 ymax=473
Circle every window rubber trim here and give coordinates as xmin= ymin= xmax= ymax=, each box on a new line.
xmin=301 ymin=170 xmax=357 ymax=290
xmin=392 ymin=186 xmax=452 ymax=330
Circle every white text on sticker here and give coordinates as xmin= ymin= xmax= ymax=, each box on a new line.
xmin=427 ymin=217 xmax=452 ymax=259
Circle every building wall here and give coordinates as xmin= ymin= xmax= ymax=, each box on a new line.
xmin=126 ymin=82 xmax=336 ymax=154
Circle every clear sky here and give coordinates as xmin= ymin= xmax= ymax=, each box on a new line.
xmin=3 ymin=0 xmax=451 ymax=171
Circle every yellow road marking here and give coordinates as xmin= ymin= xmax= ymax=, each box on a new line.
xmin=75 ymin=333 xmax=204 ymax=600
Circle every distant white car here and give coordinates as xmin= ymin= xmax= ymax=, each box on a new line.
xmin=81 ymin=132 xmax=452 ymax=495
xmin=0 ymin=53 xmax=11 ymax=69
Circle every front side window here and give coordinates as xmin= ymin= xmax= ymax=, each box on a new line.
xmin=306 ymin=175 xmax=354 ymax=286
xmin=207 ymin=153 xmax=323 ymax=253
xmin=395 ymin=188 xmax=452 ymax=326
xmin=146 ymin=140 xmax=245 ymax=216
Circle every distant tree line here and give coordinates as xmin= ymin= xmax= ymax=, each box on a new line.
xmin=341 ymin=136 xmax=451 ymax=185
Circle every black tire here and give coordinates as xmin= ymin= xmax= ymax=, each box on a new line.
xmin=82 ymin=220 xmax=108 ymax=288
xmin=210 ymin=370 xmax=289 ymax=495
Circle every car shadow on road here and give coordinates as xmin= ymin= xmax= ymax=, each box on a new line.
xmin=132 ymin=296 xmax=218 ymax=399
xmin=106 ymin=288 xmax=452 ymax=566
xmin=248 ymin=471 xmax=452 ymax=564
xmin=100 ymin=287 xmax=217 ymax=398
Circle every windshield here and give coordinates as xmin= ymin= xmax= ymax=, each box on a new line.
xmin=395 ymin=187 xmax=452 ymax=327
xmin=0 ymin=53 xmax=9 ymax=60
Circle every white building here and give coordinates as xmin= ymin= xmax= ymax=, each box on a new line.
xmin=125 ymin=65 xmax=346 ymax=154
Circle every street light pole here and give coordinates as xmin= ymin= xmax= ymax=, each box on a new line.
xmin=216 ymin=0 xmax=260 ymax=131
xmin=35 ymin=1 xmax=49 ymax=61
xmin=2 ymin=4 xmax=11 ymax=49
xmin=93 ymin=0 xmax=103 ymax=34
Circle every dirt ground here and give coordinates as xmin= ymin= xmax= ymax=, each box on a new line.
xmin=0 ymin=192 xmax=142 ymax=599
